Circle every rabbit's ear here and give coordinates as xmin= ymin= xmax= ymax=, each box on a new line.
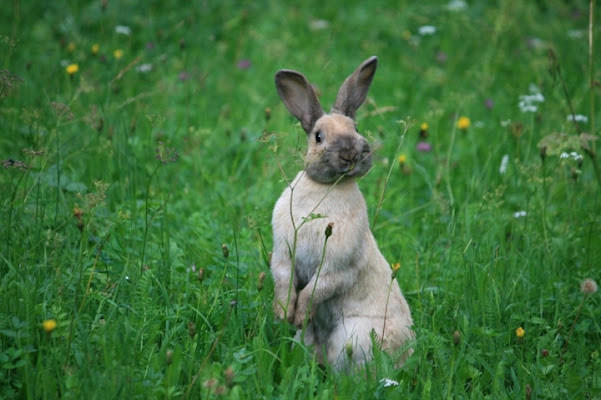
xmin=275 ymin=70 xmax=324 ymax=133
xmin=332 ymin=56 xmax=377 ymax=120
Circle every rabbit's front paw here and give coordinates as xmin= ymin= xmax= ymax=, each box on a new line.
xmin=293 ymin=291 xmax=314 ymax=328
xmin=273 ymin=291 xmax=297 ymax=323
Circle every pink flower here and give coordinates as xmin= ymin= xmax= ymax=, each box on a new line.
xmin=416 ymin=141 xmax=432 ymax=152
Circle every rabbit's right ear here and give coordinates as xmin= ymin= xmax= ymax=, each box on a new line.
xmin=275 ymin=70 xmax=324 ymax=133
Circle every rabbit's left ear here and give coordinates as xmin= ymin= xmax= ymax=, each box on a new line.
xmin=331 ymin=56 xmax=377 ymax=120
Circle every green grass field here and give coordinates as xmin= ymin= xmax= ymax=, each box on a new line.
xmin=1 ymin=0 xmax=600 ymax=398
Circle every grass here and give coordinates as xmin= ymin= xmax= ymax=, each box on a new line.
xmin=1 ymin=0 xmax=600 ymax=398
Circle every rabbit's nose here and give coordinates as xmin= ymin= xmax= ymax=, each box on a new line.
xmin=339 ymin=146 xmax=358 ymax=163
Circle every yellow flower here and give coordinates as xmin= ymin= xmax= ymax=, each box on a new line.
xmin=420 ymin=122 xmax=429 ymax=131
xmin=42 ymin=319 xmax=57 ymax=333
xmin=91 ymin=44 xmax=99 ymax=55
xmin=398 ymin=154 xmax=407 ymax=164
xmin=65 ymin=64 xmax=79 ymax=75
xmin=515 ymin=326 xmax=525 ymax=338
xmin=391 ymin=262 xmax=401 ymax=279
xmin=114 ymin=49 xmax=124 ymax=59
xmin=68 ymin=42 xmax=75 ymax=52
xmin=457 ymin=116 xmax=471 ymax=130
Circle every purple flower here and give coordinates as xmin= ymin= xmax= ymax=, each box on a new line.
xmin=146 ymin=42 xmax=155 ymax=50
xmin=237 ymin=59 xmax=251 ymax=69
xmin=416 ymin=141 xmax=432 ymax=152
xmin=178 ymin=71 xmax=189 ymax=82
xmin=485 ymin=98 xmax=494 ymax=109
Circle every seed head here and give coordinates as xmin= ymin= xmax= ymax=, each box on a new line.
xmin=580 ymin=278 xmax=598 ymax=295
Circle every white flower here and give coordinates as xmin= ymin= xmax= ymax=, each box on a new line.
xmin=499 ymin=154 xmax=509 ymax=175
xmin=500 ymin=119 xmax=512 ymax=127
xmin=309 ymin=19 xmax=330 ymax=31
xmin=418 ymin=25 xmax=436 ymax=35
xmin=567 ymin=114 xmax=588 ymax=123
xmin=380 ymin=378 xmax=399 ymax=387
xmin=446 ymin=0 xmax=467 ymax=11
xmin=60 ymin=59 xmax=71 ymax=67
xmin=135 ymin=63 xmax=153 ymax=73
xmin=115 ymin=25 xmax=131 ymax=35
xmin=513 ymin=211 xmax=527 ymax=218
xmin=560 ymin=152 xmax=583 ymax=161
xmin=518 ymin=90 xmax=544 ymax=113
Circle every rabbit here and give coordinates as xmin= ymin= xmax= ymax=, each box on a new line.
xmin=270 ymin=56 xmax=414 ymax=371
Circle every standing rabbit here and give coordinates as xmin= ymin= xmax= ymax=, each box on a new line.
xmin=271 ymin=56 xmax=414 ymax=370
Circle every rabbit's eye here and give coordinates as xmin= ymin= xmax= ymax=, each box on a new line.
xmin=315 ymin=131 xmax=323 ymax=143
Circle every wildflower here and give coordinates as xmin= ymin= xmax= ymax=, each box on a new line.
xmin=560 ymin=152 xmax=583 ymax=161
xmin=391 ymin=262 xmax=400 ymax=279
xmin=135 ymin=63 xmax=152 ymax=73
xmin=67 ymin=42 xmax=75 ymax=52
xmin=398 ymin=154 xmax=407 ymax=164
xmin=224 ymin=366 xmax=236 ymax=387
xmin=446 ymin=0 xmax=467 ymax=11
xmin=65 ymin=63 xmax=79 ymax=75
xmin=257 ymin=271 xmax=266 ymax=291
xmin=567 ymin=114 xmax=588 ymax=123
xmin=453 ymin=330 xmax=461 ymax=345
xmin=237 ymin=59 xmax=251 ymax=69
xmin=309 ymin=19 xmax=330 ymax=31
xmin=380 ymin=378 xmax=399 ymax=387
xmin=222 ymin=244 xmax=229 ymax=258
xmin=485 ymin=98 xmax=494 ymax=109
xmin=115 ymin=25 xmax=131 ymax=35
xmin=325 ymin=222 xmax=334 ymax=238
xmin=580 ymin=278 xmax=598 ymax=295
xmin=456 ymin=116 xmax=471 ymax=130
xmin=418 ymin=25 xmax=436 ymax=35
xmin=91 ymin=44 xmax=99 ymax=55
xmin=416 ymin=141 xmax=432 ymax=152
xmin=188 ymin=322 xmax=196 ymax=338
xmin=420 ymin=122 xmax=429 ymax=131
xmin=113 ymin=49 xmax=124 ymax=59
xmin=515 ymin=327 xmax=525 ymax=338
xmin=518 ymin=89 xmax=544 ymax=113
xmin=42 ymin=319 xmax=57 ymax=333
xmin=499 ymin=154 xmax=509 ymax=175
xmin=513 ymin=211 xmax=527 ymax=218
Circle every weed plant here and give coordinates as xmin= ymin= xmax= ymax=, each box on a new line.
xmin=1 ymin=0 xmax=600 ymax=398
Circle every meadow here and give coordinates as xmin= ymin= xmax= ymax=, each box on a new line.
xmin=1 ymin=0 xmax=600 ymax=398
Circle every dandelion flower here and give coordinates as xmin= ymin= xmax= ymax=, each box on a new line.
xmin=515 ymin=326 xmax=525 ymax=338
xmin=42 ymin=319 xmax=57 ymax=333
xmin=581 ymin=278 xmax=598 ymax=295
xmin=398 ymin=154 xmax=407 ymax=164
xmin=114 ymin=49 xmax=124 ymax=59
xmin=457 ymin=116 xmax=471 ymax=130
xmin=420 ymin=122 xmax=429 ymax=131
xmin=91 ymin=44 xmax=99 ymax=55
xmin=65 ymin=64 xmax=79 ymax=75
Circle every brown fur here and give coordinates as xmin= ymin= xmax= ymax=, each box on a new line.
xmin=271 ymin=57 xmax=414 ymax=370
